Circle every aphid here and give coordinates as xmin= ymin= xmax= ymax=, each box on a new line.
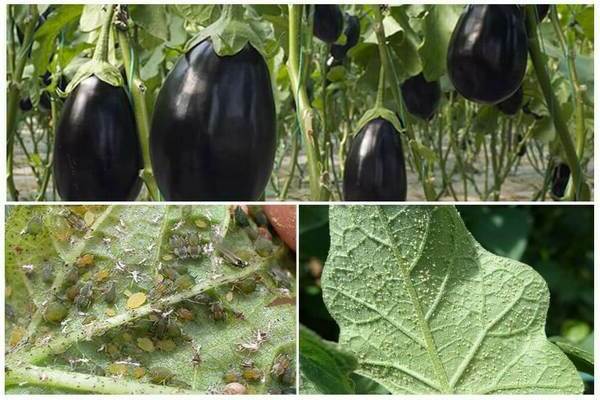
xmin=41 ymin=263 xmax=54 ymax=284
xmin=241 ymin=359 xmax=254 ymax=369
xmin=65 ymin=285 xmax=80 ymax=302
xmin=62 ymin=209 xmax=87 ymax=231
xmin=126 ymin=292 xmax=147 ymax=309
xmin=271 ymin=354 xmax=291 ymax=377
xmin=213 ymin=241 xmax=249 ymax=268
xmin=175 ymin=274 xmax=194 ymax=290
xmin=44 ymin=301 xmax=69 ymax=323
xmin=103 ymin=281 xmax=116 ymax=304
xmin=241 ymin=367 xmax=262 ymax=381
xmin=6 ymin=303 xmax=16 ymax=321
xmin=233 ymin=206 xmax=249 ymax=227
xmin=249 ymin=207 xmax=268 ymax=227
xmin=176 ymin=307 xmax=194 ymax=321
xmin=223 ymin=382 xmax=247 ymax=395
xmin=223 ymin=369 xmax=240 ymax=383
xmin=20 ymin=215 xmax=44 ymax=235
xmin=74 ymin=281 xmax=93 ymax=311
xmin=254 ymin=236 xmax=273 ymax=257
xmin=210 ymin=302 xmax=225 ymax=321
xmin=281 ymin=365 xmax=295 ymax=386
xmin=149 ymin=367 xmax=174 ymax=384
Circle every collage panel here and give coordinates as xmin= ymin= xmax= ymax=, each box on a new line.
xmin=5 ymin=4 xmax=594 ymax=202
xmin=299 ymin=205 xmax=594 ymax=394
xmin=5 ymin=205 xmax=297 ymax=394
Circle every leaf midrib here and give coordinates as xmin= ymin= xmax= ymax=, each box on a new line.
xmin=375 ymin=206 xmax=450 ymax=393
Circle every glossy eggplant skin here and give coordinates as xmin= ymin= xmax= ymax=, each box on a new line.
xmin=54 ymin=76 xmax=142 ymax=200
xmin=447 ymin=5 xmax=528 ymax=104
xmin=551 ymin=163 xmax=570 ymax=198
xmin=150 ymin=40 xmax=276 ymax=200
xmin=401 ymin=73 xmax=441 ymax=120
xmin=331 ymin=14 xmax=360 ymax=61
xmin=343 ymin=118 xmax=407 ymax=201
xmin=497 ymin=85 xmax=523 ymax=115
xmin=313 ymin=5 xmax=343 ymax=44
xmin=537 ymin=5 xmax=550 ymax=21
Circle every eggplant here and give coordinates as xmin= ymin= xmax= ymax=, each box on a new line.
xmin=551 ymin=163 xmax=570 ymax=198
xmin=497 ymin=86 xmax=523 ymax=115
xmin=401 ymin=73 xmax=441 ymax=120
xmin=313 ymin=5 xmax=343 ymax=44
xmin=331 ymin=14 xmax=360 ymax=61
xmin=54 ymin=76 xmax=142 ymax=200
xmin=536 ymin=5 xmax=550 ymax=21
xmin=343 ymin=118 xmax=407 ymax=201
xmin=19 ymin=98 xmax=33 ymax=112
xmin=447 ymin=5 xmax=528 ymax=104
xmin=150 ymin=40 xmax=276 ymax=200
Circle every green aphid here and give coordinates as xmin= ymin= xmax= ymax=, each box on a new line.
xmin=223 ymin=369 xmax=241 ymax=383
xmin=44 ymin=301 xmax=69 ymax=323
xmin=242 ymin=367 xmax=262 ymax=381
xmin=149 ymin=367 xmax=174 ymax=384
xmin=175 ymin=274 xmax=194 ymax=291
xmin=65 ymin=266 xmax=79 ymax=285
xmin=254 ymin=236 xmax=273 ymax=257
xmin=41 ymin=263 xmax=54 ymax=284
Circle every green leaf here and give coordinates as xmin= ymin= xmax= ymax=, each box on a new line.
xmin=418 ymin=5 xmax=462 ymax=81
xmin=6 ymin=206 xmax=295 ymax=394
xmin=130 ymin=5 xmax=169 ymax=41
xmin=549 ymin=337 xmax=594 ymax=376
xmin=322 ymin=205 xmax=583 ymax=394
xmin=32 ymin=5 xmax=84 ymax=75
xmin=299 ymin=325 xmax=357 ymax=394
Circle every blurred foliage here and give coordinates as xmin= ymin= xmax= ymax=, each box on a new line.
xmin=299 ymin=205 xmax=593 ymax=392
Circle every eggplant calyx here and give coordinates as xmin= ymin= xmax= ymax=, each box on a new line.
xmin=353 ymin=106 xmax=404 ymax=139
xmin=185 ymin=5 xmax=275 ymax=60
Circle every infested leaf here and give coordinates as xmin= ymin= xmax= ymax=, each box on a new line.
xmin=322 ymin=205 xmax=583 ymax=394
xmin=5 ymin=205 xmax=296 ymax=394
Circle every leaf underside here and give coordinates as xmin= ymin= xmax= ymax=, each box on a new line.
xmin=322 ymin=205 xmax=583 ymax=394
xmin=5 ymin=205 xmax=295 ymax=394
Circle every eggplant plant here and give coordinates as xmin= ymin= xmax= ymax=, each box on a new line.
xmin=5 ymin=205 xmax=296 ymax=394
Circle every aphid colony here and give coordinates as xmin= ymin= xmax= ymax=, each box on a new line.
xmin=9 ymin=206 xmax=295 ymax=394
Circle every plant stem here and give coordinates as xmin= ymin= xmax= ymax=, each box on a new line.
xmin=7 ymin=5 xmax=39 ymax=200
xmin=92 ymin=6 xmax=115 ymax=63
xmin=36 ymin=99 xmax=57 ymax=201
xmin=279 ymin=128 xmax=300 ymax=200
xmin=525 ymin=5 xmax=584 ymax=200
xmin=371 ymin=6 xmax=435 ymax=200
xmin=287 ymin=5 xmax=324 ymax=200
xmin=6 ymin=365 xmax=191 ymax=394
xmin=549 ymin=7 xmax=587 ymax=199
xmin=116 ymin=15 xmax=160 ymax=200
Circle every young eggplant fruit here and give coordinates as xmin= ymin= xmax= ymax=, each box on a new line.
xmin=447 ymin=5 xmax=528 ymax=104
xmin=497 ymin=86 xmax=523 ymax=115
xmin=343 ymin=118 xmax=407 ymax=201
xmin=53 ymin=76 xmax=142 ymax=200
xmin=551 ymin=162 xmax=570 ymax=198
xmin=150 ymin=40 xmax=276 ymax=200
xmin=330 ymin=14 xmax=360 ymax=61
xmin=313 ymin=5 xmax=344 ymax=44
xmin=401 ymin=73 xmax=441 ymax=120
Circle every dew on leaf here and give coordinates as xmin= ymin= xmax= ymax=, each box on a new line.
xmin=127 ymin=292 xmax=147 ymax=309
